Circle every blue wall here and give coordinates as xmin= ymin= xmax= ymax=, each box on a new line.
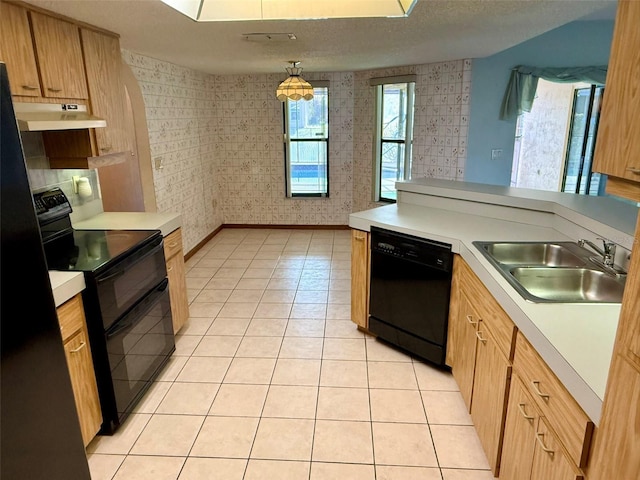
xmin=465 ymin=20 xmax=614 ymax=185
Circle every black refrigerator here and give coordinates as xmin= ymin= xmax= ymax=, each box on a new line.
xmin=1 ymin=63 xmax=92 ymax=479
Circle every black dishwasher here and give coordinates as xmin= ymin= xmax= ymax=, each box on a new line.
xmin=369 ymin=226 xmax=453 ymax=367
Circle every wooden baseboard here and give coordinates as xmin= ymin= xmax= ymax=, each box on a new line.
xmin=185 ymin=223 xmax=350 ymax=260
xmin=184 ymin=224 xmax=224 ymax=261
xmin=222 ymin=224 xmax=350 ymax=230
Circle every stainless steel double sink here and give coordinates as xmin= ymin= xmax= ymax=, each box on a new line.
xmin=473 ymin=241 xmax=627 ymax=303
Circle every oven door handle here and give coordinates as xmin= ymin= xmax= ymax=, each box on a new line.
xmin=96 ymin=240 xmax=164 ymax=284
xmin=106 ymin=318 xmax=133 ymax=339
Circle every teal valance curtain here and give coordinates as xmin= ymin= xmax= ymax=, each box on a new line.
xmin=499 ymin=65 xmax=608 ymax=120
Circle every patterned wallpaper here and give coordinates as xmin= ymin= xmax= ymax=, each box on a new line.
xmin=122 ymin=51 xmax=471 ymax=252
xmin=353 ymin=60 xmax=472 ymax=212
xmin=122 ymin=51 xmax=223 ymax=252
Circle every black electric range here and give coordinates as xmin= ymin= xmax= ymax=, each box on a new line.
xmin=36 ymin=187 xmax=175 ymax=434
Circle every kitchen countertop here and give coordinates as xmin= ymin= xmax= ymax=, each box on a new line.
xmin=49 ymin=271 xmax=86 ymax=308
xmin=73 ymin=211 xmax=182 ymax=237
xmin=350 ymin=198 xmax=624 ymax=425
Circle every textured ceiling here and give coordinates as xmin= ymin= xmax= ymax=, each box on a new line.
xmin=23 ymin=0 xmax=617 ymax=75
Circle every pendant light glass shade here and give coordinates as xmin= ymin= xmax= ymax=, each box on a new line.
xmin=276 ymin=62 xmax=314 ymax=102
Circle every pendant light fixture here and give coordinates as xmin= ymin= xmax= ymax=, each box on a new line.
xmin=276 ymin=61 xmax=314 ymax=102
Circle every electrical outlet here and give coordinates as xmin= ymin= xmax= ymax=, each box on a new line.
xmin=491 ymin=149 xmax=503 ymax=160
xmin=154 ymin=156 xmax=164 ymax=170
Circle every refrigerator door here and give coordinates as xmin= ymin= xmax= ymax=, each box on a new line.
xmin=0 ymin=62 xmax=92 ymax=479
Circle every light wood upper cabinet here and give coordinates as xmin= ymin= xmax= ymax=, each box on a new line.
xmin=592 ymin=0 xmax=640 ymax=198
xmin=164 ymin=228 xmax=189 ymax=334
xmin=30 ymin=11 xmax=88 ymax=99
xmin=0 ymin=2 xmax=41 ymax=97
xmin=350 ymin=229 xmax=370 ymax=329
xmin=81 ymin=28 xmax=130 ymax=156
xmin=57 ymin=294 xmax=102 ymax=447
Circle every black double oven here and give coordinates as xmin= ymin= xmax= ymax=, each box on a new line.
xmin=36 ymin=188 xmax=175 ymax=434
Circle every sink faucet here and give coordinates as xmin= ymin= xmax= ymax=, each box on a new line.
xmin=578 ymin=238 xmax=616 ymax=267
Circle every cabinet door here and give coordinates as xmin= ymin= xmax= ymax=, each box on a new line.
xmin=350 ymin=229 xmax=369 ymax=328
xmin=0 ymin=3 xmax=41 ymax=97
xmin=63 ymin=330 xmax=102 ymax=446
xmin=30 ymin=12 xmax=88 ymax=99
xmin=470 ymin=323 xmax=511 ymax=475
xmin=450 ymin=291 xmax=478 ymax=409
xmin=500 ymin=377 xmax=536 ymax=480
xmin=167 ymin=251 xmax=189 ymax=334
xmin=81 ymin=29 xmax=129 ymax=155
xmin=592 ymin=0 xmax=640 ymax=186
xmin=531 ymin=417 xmax=584 ymax=480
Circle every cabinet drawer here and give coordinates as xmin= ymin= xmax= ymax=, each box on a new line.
xmin=459 ymin=258 xmax=516 ymax=359
xmin=163 ymin=228 xmax=183 ymax=260
xmin=57 ymin=294 xmax=85 ymax=342
xmin=514 ymin=332 xmax=594 ymax=468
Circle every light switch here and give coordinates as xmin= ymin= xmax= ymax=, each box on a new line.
xmin=491 ymin=149 xmax=503 ymax=160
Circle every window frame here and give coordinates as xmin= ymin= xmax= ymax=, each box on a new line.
xmin=283 ymin=82 xmax=330 ymax=198
xmin=371 ymin=75 xmax=416 ymax=203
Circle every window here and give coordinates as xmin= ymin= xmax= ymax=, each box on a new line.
xmin=510 ymin=79 xmax=606 ymax=196
xmin=284 ymin=84 xmax=329 ymax=197
xmin=372 ymin=76 xmax=416 ymax=202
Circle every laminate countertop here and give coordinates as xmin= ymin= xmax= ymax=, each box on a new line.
xmin=73 ymin=212 xmax=182 ymax=237
xmin=49 ymin=271 xmax=86 ymax=308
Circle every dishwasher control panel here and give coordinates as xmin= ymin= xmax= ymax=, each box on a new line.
xmin=370 ymin=226 xmax=452 ymax=271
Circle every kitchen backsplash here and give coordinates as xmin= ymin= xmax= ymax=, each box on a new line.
xmin=122 ymin=50 xmax=470 ymax=251
xmin=27 ymin=168 xmax=104 ymax=222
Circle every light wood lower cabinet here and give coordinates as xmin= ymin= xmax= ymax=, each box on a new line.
xmin=448 ymin=256 xmax=515 ymax=476
xmin=513 ymin=332 xmax=593 ymax=469
xmin=471 ymin=322 xmax=511 ymax=476
xmin=449 ymin=290 xmax=478 ymax=408
xmin=164 ymin=227 xmax=189 ymax=334
xmin=56 ymin=294 xmax=102 ymax=447
xmin=501 ymin=376 xmax=584 ymax=480
xmin=448 ymin=256 xmax=595 ymax=477
xmin=350 ymin=229 xmax=369 ymax=329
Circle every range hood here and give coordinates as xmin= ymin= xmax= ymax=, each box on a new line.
xmin=14 ymin=102 xmax=106 ymax=131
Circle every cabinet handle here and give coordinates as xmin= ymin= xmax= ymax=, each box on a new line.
xmin=47 ymin=87 xmax=63 ymax=92
xmin=475 ymin=331 xmax=487 ymax=343
xmin=100 ymin=146 xmax=113 ymax=153
xmin=70 ymin=342 xmax=86 ymax=354
xmin=517 ymin=403 xmax=535 ymax=421
xmin=168 ymin=242 xmax=179 ymax=248
xmin=466 ymin=314 xmax=478 ymax=325
xmin=535 ymin=433 xmax=554 ymax=455
xmin=627 ymin=167 xmax=640 ymax=175
xmin=21 ymin=85 xmax=39 ymax=90
xmin=355 ymin=236 xmax=365 ymax=242
xmin=167 ymin=265 xmax=173 ymax=272
xmin=531 ymin=381 xmax=550 ymax=400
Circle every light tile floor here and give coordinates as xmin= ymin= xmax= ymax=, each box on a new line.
xmin=86 ymin=228 xmax=493 ymax=480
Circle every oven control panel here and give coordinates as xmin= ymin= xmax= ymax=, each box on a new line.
xmin=33 ymin=187 xmax=72 ymax=225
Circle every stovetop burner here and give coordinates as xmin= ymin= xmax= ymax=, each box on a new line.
xmin=44 ymin=229 xmax=162 ymax=273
